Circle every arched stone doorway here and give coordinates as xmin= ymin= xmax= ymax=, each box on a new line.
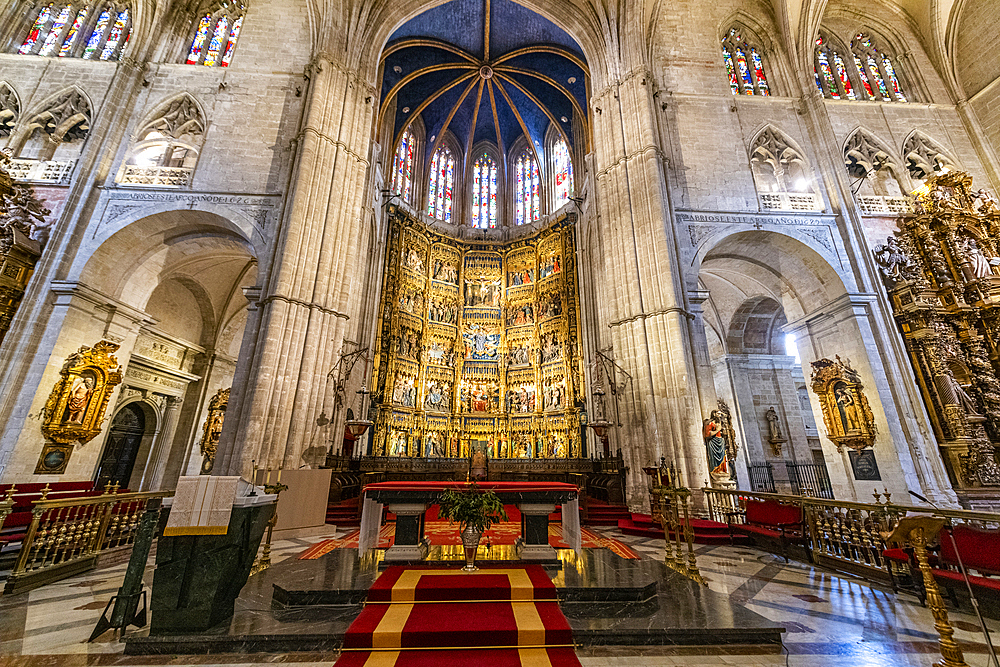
xmin=95 ymin=402 xmax=151 ymax=490
xmin=695 ymin=229 xmax=913 ymax=501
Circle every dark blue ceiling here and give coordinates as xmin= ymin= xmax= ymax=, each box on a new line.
xmin=380 ymin=0 xmax=589 ymax=166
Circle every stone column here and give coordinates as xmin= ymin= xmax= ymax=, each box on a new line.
xmin=215 ymin=57 xmax=375 ymax=477
xmin=145 ymin=395 xmax=184 ymax=491
xmin=589 ymin=69 xmax=711 ymax=504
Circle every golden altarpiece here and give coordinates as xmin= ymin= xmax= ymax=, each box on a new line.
xmin=873 ymin=172 xmax=1000 ymax=495
xmin=369 ymin=207 xmax=585 ymax=461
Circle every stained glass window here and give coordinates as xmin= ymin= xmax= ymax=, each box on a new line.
xmin=816 ymin=50 xmax=839 ymax=99
xmin=186 ymin=14 xmax=212 ymax=64
xmin=38 ymin=5 xmax=72 ymax=57
xmin=851 ymin=32 xmax=907 ymax=103
xmin=750 ymin=48 xmax=769 ymax=95
xmin=392 ymin=129 xmax=415 ymax=204
xmin=203 ymin=16 xmax=227 ymax=67
xmin=186 ymin=10 xmax=244 ymax=67
xmin=19 ymin=3 xmax=130 ymax=60
xmin=721 ymin=28 xmax=770 ymax=96
xmin=100 ymin=9 xmax=129 ymax=60
xmin=853 ymin=55 xmax=875 ymax=100
xmin=471 ymin=153 xmax=498 ymax=229
xmin=221 ymin=16 xmax=242 ymax=66
xmin=82 ymin=9 xmax=111 ymax=59
xmin=427 ymin=146 xmax=454 ymax=223
xmin=19 ymin=4 xmax=54 ymax=55
xmin=552 ymin=138 xmax=573 ymax=208
xmin=514 ymin=150 xmax=539 ymax=226
xmin=723 ymin=51 xmax=739 ymax=95
xmin=58 ymin=7 xmax=89 ymax=57
xmin=833 ymin=53 xmax=855 ymax=100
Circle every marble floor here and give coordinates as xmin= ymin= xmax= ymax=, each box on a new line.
xmin=0 ymin=525 xmax=997 ymax=667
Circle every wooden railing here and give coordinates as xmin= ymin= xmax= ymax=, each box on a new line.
xmin=3 ymin=488 xmax=170 ymax=595
xmin=704 ymin=487 xmax=1000 ymax=582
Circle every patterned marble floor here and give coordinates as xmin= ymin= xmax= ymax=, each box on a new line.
xmin=0 ymin=525 xmax=996 ymax=667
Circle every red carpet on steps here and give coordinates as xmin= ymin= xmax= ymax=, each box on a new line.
xmin=617 ymin=513 xmax=739 ymax=544
xmin=334 ymin=565 xmax=581 ymax=667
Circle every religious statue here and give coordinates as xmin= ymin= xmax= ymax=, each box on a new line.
xmin=872 ymin=237 xmax=918 ymax=288
xmin=835 ymin=386 xmax=861 ymax=431
xmin=973 ymin=189 xmax=999 ymax=215
xmin=199 ymin=387 xmax=229 ymax=474
xmin=938 ymin=371 xmax=981 ymax=417
xmin=470 ymin=450 xmax=487 ymax=480
xmin=704 ymin=412 xmax=729 ymax=478
xmin=764 ymin=406 xmax=786 ymax=457
xmin=961 ymin=237 xmax=998 ymax=279
xmin=64 ymin=375 xmax=95 ymax=424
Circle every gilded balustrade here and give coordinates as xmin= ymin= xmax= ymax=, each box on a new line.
xmin=4 ymin=488 xmax=169 ymax=595
xmin=703 ymin=487 xmax=1000 ymax=582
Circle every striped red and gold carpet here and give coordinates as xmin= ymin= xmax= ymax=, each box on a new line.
xmin=333 ymin=565 xmax=582 ymax=667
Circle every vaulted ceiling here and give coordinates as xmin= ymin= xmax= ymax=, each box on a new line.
xmin=378 ymin=0 xmax=590 ymax=166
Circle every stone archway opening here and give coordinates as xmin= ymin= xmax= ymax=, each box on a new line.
xmin=697 ymin=230 xmax=850 ymax=497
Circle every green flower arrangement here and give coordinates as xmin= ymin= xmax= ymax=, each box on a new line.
xmin=436 ymin=483 xmax=508 ymax=534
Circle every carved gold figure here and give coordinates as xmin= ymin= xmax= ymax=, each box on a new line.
xmin=199 ymin=387 xmax=230 ymax=474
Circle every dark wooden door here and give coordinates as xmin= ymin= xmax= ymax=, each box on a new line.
xmin=95 ymin=403 xmax=146 ymax=490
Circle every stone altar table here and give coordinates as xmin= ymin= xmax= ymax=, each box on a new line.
xmin=358 ymin=481 xmax=580 ymax=562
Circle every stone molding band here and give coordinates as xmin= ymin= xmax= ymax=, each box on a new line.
xmin=298 ymin=126 xmax=370 ymax=165
xmin=259 ymin=293 xmax=350 ymax=320
xmin=594 ymin=144 xmax=664 ymax=178
xmin=609 ymin=306 xmax=695 ymax=328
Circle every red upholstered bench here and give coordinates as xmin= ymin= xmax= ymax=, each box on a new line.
xmin=932 ymin=525 xmax=1000 ymax=608
xmin=728 ymin=499 xmax=808 ymax=562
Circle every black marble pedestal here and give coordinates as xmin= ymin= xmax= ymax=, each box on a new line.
xmin=148 ymin=502 xmax=275 ymax=635
xmin=125 ymin=547 xmax=784 ymax=654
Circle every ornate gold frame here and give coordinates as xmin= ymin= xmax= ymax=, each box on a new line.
xmin=40 ymin=340 xmax=124 ymax=445
xmin=810 ymin=356 xmax=877 ymax=452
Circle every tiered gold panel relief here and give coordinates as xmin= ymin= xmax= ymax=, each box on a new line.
xmin=371 ymin=207 xmax=583 ymax=459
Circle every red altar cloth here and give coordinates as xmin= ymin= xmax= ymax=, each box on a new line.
xmin=362 ymin=481 xmax=578 ymax=495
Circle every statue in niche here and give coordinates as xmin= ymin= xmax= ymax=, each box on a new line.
xmin=939 ymin=371 xmax=982 ymax=417
xmin=764 ymin=406 xmax=786 ymax=457
xmin=433 ymin=259 xmax=458 ymax=283
xmin=834 ymin=385 xmax=861 ymax=432
xmin=424 ymin=380 xmax=450 ymax=411
xmin=961 ymin=237 xmax=998 ymax=279
xmin=64 ymin=374 xmax=95 ymax=424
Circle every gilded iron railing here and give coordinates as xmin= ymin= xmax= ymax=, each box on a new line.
xmin=0 ymin=488 xmax=13 ymax=533
xmin=3 ymin=487 xmax=170 ymax=595
xmin=703 ymin=487 xmax=1000 ymax=582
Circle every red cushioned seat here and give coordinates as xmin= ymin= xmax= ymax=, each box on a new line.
xmin=729 ymin=499 xmax=807 ymax=562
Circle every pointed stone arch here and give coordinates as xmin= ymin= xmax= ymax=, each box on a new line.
xmin=0 ymin=82 xmax=20 ymax=138
xmin=902 ymin=131 xmax=958 ymax=179
xmin=118 ymin=93 xmax=206 ymax=187
xmin=20 ymin=86 xmax=92 ymax=146
xmin=747 ymin=125 xmax=819 ymax=202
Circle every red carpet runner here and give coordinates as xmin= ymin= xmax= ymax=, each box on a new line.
xmin=334 ymin=565 xmax=582 ymax=666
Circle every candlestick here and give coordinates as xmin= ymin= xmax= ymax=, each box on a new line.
xmin=277 ymin=467 xmax=281 ymax=483
xmin=265 ymin=468 xmax=271 ymax=484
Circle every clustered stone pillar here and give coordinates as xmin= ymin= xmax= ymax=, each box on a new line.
xmin=215 ymin=57 xmax=375 ymax=477
xmin=589 ymin=69 xmax=711 ymax=504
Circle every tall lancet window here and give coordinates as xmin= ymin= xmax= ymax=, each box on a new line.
xmin=16 ymin=2 xmax=132 ymax=61
xmin=851 ymin=33 xmax=906 ymax=102
xmin=471 ymin=153 xmax=498 ymax=229
xmin=427 ymin=146 xmax=455 ymax=223
xmin=814 ymin=34 xmax=855 ymax=100
xmin=392 ymin=129 xmax=415 ymax=204
xmin=552 ymin=138 xmax=574 ymax=208
xmin=514 ymin=150 xmax=540 ymax=226
xmin=721 ymin=27 xmax=769 ymax=96
xmin=185 ymin=3 xmax=245 ymax=67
